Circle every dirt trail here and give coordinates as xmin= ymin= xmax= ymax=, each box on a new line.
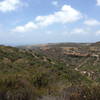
xmin=75 ymin=57 xmax=90 ymax=71
xmin=93 ymin=55 xmax=99 ymax=66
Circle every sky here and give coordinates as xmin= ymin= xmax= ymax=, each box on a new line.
xmin=0 ymin=0 xmax=100 ymax=46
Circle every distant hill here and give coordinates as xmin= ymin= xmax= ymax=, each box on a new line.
xmin=90 ymin=41 xmax=100 ymax=47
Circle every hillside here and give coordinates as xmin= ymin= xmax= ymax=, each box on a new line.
xmin=0 ymin=42 xmax=100 ymax=100
xmin=21 ymin=42 xmax=100 ymax=82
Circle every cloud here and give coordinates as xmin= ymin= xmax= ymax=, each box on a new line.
xmin=52 ymin=1 xmax=58 ymax=6
xmin=97 ymin=0 xmax=100 ymax=6
xmin=84 ymin=19 xmax=100 ymax=26
xmin=45 ymin=31 xmax=53 ymax=35
xmin=12 ymin=22 xmax=38 ymax=32
xmin=96 ymin=30 xmax=100 ymax=35
xmin=36 ymin=5 xmax=82 ymax=26
xmin=12 ymin=5 xmax=83 ymax=32
xmin=71 ymin=28 xmax=86 ymax=35
xmin=0 ymin=0 xmax=23 ymax=12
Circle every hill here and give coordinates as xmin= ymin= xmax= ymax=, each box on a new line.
xmin=20 ymin=42 xmax=100 ymax=82
xmin=0 ymin=42 xmax=100 ymax=100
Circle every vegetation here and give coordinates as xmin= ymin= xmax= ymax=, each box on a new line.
xmin=0 ymin=42 xmax=100 ymax=100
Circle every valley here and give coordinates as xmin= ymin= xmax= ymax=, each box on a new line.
xmin=0 ymin=42 xmax=100 ymax=100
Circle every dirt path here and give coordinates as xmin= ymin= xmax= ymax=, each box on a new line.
xmin=93 ymin=55 xmax=99 ymax=66
xmin=75 ymin=57 xmax=90 ymax=71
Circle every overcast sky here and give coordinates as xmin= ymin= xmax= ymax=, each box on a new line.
xmin=0 ymin=0 xmax=100 ymax=46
